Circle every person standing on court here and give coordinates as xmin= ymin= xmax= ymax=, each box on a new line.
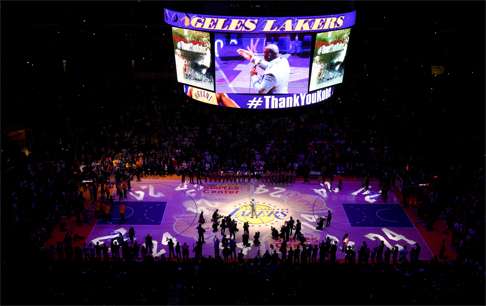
xmin=293 ymin=219 xmax=302 ymax=240
xmin=250 ymin=198 xmax=257 ymax=218
xmin=175 ymin=241 xmax=181 ymax=259
xmin=326 ymin=210 xmax=332 ymax=227
xmin=213 ymin=236 xmax=220 ymax=258
xmin=168 ymin=238 xmax=175 ymax=259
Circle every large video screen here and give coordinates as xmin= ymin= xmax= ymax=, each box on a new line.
xmin=165 ymin=9 xmax=356 ymax=109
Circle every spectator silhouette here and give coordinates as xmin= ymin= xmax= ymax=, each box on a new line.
xmin=213 ymin=236 xmax=220 ymax=258
xmin=182 ymin=242 xmax=189 ymax=261
xmin=167 ymin=238 xmax=175 ymax=258
xmin=175 ymin=241 xmax=181 ymax=259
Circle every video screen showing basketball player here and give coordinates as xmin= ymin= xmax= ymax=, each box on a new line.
xmin=215 ymin=33 xmax=312 ymax=94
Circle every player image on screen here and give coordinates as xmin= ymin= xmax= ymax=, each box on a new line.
xmin=172 ymin=27 xmax=215 ymax=91
xmin=215 ymin=33 xmax=312 ymax=94
xmin=238 ymin=44 xmax=290 ymax=94
xmin=309 ymin=28 xmax=351 ymax=91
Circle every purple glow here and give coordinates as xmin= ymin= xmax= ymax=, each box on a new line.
xmin=164 ymin=9 xmax=356 ymax=34
xmin=87 ymin=178 xmax=433 ymax=260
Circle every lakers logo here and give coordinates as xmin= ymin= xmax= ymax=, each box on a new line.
xmin=184 ymin=17 xmax=191 ymax=27
xmin=228 ymin=201 xmax=288 ymax=226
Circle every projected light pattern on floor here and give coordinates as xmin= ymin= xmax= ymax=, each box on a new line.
xmin=86 ymin=178 xmax=432 ymax=260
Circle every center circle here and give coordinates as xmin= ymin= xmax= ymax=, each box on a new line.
xmin=232 ymin=201 xmax=288 ymax=225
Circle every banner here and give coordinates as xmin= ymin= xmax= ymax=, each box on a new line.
xmin=164 ymin=9 xmax=356 ymax=34
xmin=184 ymin=85 xmax=334 ymax=109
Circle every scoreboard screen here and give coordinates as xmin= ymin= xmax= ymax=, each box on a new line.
xmin=165 ymin=9 xmax=355 ymax=109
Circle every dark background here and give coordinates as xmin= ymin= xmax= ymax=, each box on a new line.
xmin=1 ymin=1 xmax=484 ymax=304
